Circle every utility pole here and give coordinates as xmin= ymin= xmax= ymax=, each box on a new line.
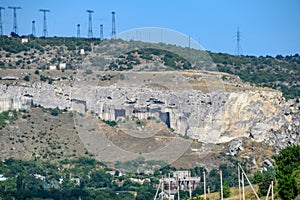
xmin=189 ymin=174 xmax=192 ymax=199
xmin=87 ymin=10 xmax=94 ymax=38
xmin=238 ymin=163 xmax=260 ymax=200
xmin=220 ymin=170 xmax=223 ymax=200
xmin=0 ymin=7 xmax=5 ymax=36
xmin=242 ymin=171 xmax=245 ymax=200
xmin=8 ymin=6 xmax=22 ymax=34
xmin=266 ymin=181 xmax=274 ymax=200
xmin=203 ymin=171 xmax=206 ymax=200
xmin=238 ymin=165 xmax=241 ymax=200
xmin=177 ymin=177 xmax=180 ymax=200
xmin=39 ymin=9 xmax=50 ymax=37
xmin=168 ymin=173 xmax=171 ymax=200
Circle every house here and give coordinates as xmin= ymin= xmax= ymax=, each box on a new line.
xmin=59 ymin=63 xmax=66 ymax=69
xmin=0 ymin=174 xmax=7 ymax=181
xmin=130 ymin=178 xmax=151 ymax=185
xmin=49 ymin=65 xmax=57 ymax=70
xmin=173 ymin=171 xmax=191 ymax=179
xmin=34 ymin=174 xmax=46 ymax=181
xmin=70 ymin=177 xmax=80 ymax=186
xmin=21 ymin=38 xmax=29 ymax=43
xmin=80 ymin=49 xmax=85 ymax=55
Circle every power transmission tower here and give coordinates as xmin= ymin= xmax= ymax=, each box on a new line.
xmin=39 ymin=9 xmax=50 ymax=37
xmin=77 ymin=24 xmax=80 ymax=38
xmin=0 ymin=7 xmax=5 ymax=36
xmin=86 ymin=10 xmax=94 ymax=38
xmin=32 ymin=20 xmax=36 ymax=36
xmin=8 ymin=6 xmax=22 ymax=34
xmin=111 ymin=11 xmax=116 ymax=38
xmin=100 ymin=24 xmax=103 ymax=39
xmin=235 ymin=27 xmax=242 ymax=56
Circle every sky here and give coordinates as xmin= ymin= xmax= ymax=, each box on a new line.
xmin=1 ymin=0 xmax=300 ymax=56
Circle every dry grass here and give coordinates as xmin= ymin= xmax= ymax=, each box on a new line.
xmin=197 ymin=185 xmax=265 ymax=200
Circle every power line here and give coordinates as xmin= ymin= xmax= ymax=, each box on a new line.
xmin=0 ymin=7 xmax=5 ymax=36
xmin=32 ymin=20 xmax=35 ymax=36
xmin=235 ymin=27 xmax=242 ymax=56
xmin=77 ymin=24 xmax=80 ymax=38
xmin=39 ymin=9 xmax=50 ymax=37
xmin=111 ymin=11 xmax=116 ymax=38
xmin=8 ymin=6 xmax=22 ymax=34
xmin=100 ymin=24 xmax=103 ymax=39
xmin=86 ymin=10 xmax=94 ymax=38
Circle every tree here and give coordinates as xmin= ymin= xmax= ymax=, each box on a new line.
xmin=254 ymin=168 xmax=275 ymax=196
xmin=23 ymin=75 xmax=30 ymax=81
xmin=223 ymin=182 xmax=231 ymax=198
xmin=50 ymin=107 xmax=60 ymax=116
xmin=273 ymin=145 xmax=300 ymax=199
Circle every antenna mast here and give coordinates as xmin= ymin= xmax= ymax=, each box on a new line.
xmin=111 ymin=11 xmax=116 ymax=38
xmin=0 ymin=7 xmax=5 ymax=36
xmin=86 ymin=10 xmax=94 ymax=38
xmin=39 ymin=9 xmax=50 ymax=37
xmin=8 ymin=6 xmax=22 ymax=34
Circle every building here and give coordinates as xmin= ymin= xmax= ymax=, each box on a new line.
xmin=59 ymin=63 xmax=66 ymax=70
xmin=21 ymin=38 xmax=29 ymax=43
xmin=80 ymin=49 xmax=85 ymax=55
xmin=49 ymin=65 xmax=57 ymax=70
xmin=0 ymin=174 xmax=7 ymax=181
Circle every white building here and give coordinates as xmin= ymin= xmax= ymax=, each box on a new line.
xmin=0 ymin=174 xmax=7 ymax=181
xmin=80 ymin=49 xmax=85 ymax=55
xmin=59 ymin=63 xmax=66 ymax=69
xmin=49 ymin=65 xmax=57 ymax=70
xmin=21 ymin=38 xmax=28 ymax=43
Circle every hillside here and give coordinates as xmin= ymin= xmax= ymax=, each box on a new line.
xmin=209 ymin=52 xmax=300 ymax=99
xmin=0 ymin=35 xmax=299 ymax=200
xmin=1 ymin=36 xmax=299 ymax=160
xmin=1 ymin=36 xmax=299 ymax=99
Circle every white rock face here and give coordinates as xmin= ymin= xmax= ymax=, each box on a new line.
xmin=0 ymin=80 xmax=288 ymax=144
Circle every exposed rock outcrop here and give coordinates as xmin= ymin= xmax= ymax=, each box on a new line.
xmin=0 ymin=72 xmax=295 ymax=145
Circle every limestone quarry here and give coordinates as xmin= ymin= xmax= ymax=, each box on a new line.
xmin=0 ymin=69 xmax=298 ymax=149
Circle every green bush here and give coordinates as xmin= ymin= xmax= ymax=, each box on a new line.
xmin=23 ymin=75 xmax=30 ymax=81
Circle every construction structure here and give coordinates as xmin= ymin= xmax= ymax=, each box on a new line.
xmin=86 ymin=10 xmax=94 ymax=38
xmin=111 ymin=11 xmax=116 ymax=38
xmin=100 ymin=24 xmax=103 ymax=39
xmin=39 ymin=9 xmax=50 ymax=37
xmin=77 ymin=24 xmax=80 ymax=38
xmin=235 ymin=27 xmax=242 ymax=56
xmin=8 ymin=6 xmax=22 ymax=34
xmin=0 ymin=7 xmax=4 ymax=36
xmin=32 ymin=20 xmax=35 ymax=36
xmin=154 ymin=171 xmax=201 ymax=200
